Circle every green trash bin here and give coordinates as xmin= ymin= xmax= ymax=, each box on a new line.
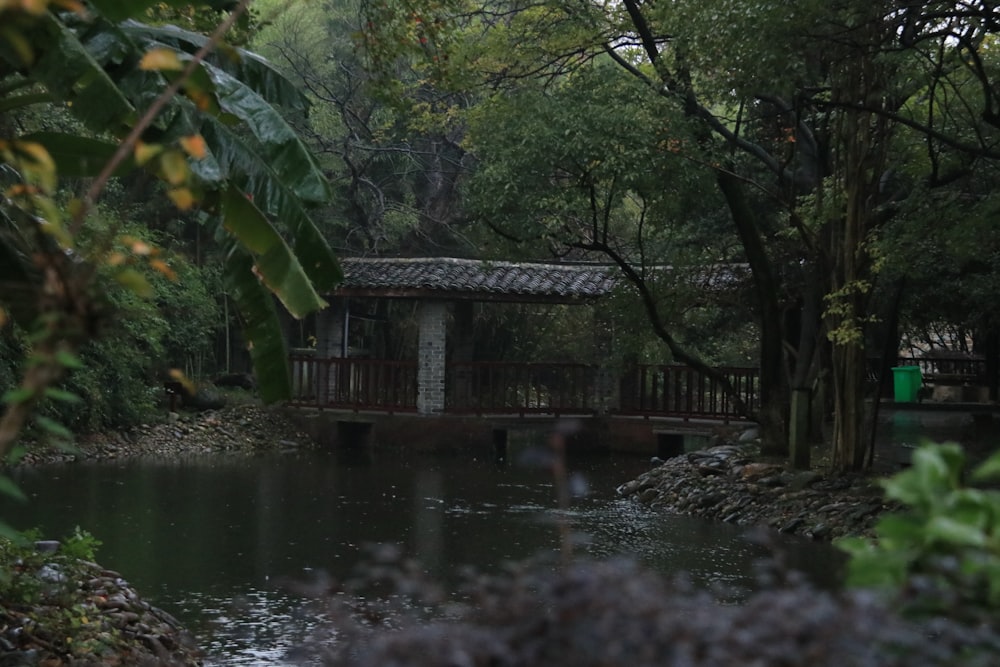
xmin=891 ymin=365 xmax=922 ymax=402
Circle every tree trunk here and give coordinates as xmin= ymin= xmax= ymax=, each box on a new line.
xmin=716 ymin=171 xmax=789 ymax=456
xmin=831 ymin=340 xmax=869 ymax=470
xmin=827 ymin=51 xmax=890 ymax=470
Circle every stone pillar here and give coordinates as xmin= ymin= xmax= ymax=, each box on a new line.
xmin=417 ymin=300 xmax=448 ymax=415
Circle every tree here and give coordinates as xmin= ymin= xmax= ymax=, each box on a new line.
xmin=462 ymin=65 xmax=757 ymax=407
xmin=0 ymin=0 xmax=341 ymax=462
xmin=360 ymin=0 xmax=1000 ymax=469
xmin=250 ymin=0 xmax=473 ymax=256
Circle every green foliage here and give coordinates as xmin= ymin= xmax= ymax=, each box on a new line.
xmin=1 ymin=211 xmax=223 ymax=433
xmin=144 ymin=2 xmax=261 ymax=47
xmin=362 ymin=0 xmax=1000 ymax=471
xmin=0 ymin=527 xmax=133 ymax=662
xmin=465 ymin=65 xmax=704 ymax=237
xmin=0 ymin=473 xmax=26 ymax=541
xmin=0 ymin=0 xmax=344 ymax=464
xmin=0 ymin=527 xmax=98 ymax=603
xmin=252 ymin=0 xmax=471 ymax=255
xmin=838 ymin=442 xmax=1000 ymax=624
xmin=60 ymin=526 xmax=102 ymax=562
xmin=154 ymin=253 xmax=221 ymax=374
xmin=878 ymin=175 xmax=1000 ymax=342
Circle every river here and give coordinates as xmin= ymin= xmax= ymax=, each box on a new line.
xmin=2 ymin=441 xmax=844 ymax=665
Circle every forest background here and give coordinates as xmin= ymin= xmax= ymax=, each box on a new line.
xmin=1 ymin=0 xmax=1000 ymax=475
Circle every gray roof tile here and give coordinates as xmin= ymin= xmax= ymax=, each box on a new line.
xmin=338 ymin=257 xmax=617 ymax=299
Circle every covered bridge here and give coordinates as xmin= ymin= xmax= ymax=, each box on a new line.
xmin=290 ymin=257 xmax=759 ymax=421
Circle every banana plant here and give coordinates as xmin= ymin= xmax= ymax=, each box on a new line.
xmin=0 ymin=0 xmax=341 ymax=457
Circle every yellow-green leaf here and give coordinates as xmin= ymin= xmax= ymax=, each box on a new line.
xmin=15 ymin=140 xmax=56 ymax=192
xmin=179 ymin=134 xmax=207 ymax=160
xmin=167 ymin=187 xmax=195 ymax=210
xmin=0 ymin=26 xmax=34 ymax=66
xmin=134 ymin=141 xmax=163 ymax=166
xmin=159 ymin=149 xmax=189 ymax=185
xmin=139 ymin=47 xmax=183 ymax=71
xmin=44 ymin=387 xmax=82 ymax=404
xmin=2 ymin=387 xmax=34 ymax=405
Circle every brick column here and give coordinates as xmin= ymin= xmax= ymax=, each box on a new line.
xmin=417 ymin=300 xmax=448 ymax=414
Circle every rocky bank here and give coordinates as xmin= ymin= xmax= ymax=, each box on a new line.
xmin=616 ymin=442 xmax=895 ymax=541
xmin=17 ymin=403 xmax=314 ymax=466
xmin=0 ymin=550 xmax=201 ymax=666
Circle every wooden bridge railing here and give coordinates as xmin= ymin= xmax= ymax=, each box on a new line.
xmin=286 ymin=354 xmax=995 ymax=415
xmin=288 ymin=355 xmax=760 ymax=419
xmin=289 ymin=354 xmax=418 ymax=411
xmin=894 ymin=356 xmax=986 ymax=384
xmin=616 ymin=364 xmax=760 ymax=421
xmin=447 ymin=361 xmax=596 ymax=415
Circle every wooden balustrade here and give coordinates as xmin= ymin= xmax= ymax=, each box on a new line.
xmin=288 ymin=356 xmax=762 ymax=419
xmin=617 ymin=365 xmax=759 ymax=421
xmin=447 ymin=361 xmax=596 ymax=415
xmin=289 ymin=354 xmax=418 ymax=411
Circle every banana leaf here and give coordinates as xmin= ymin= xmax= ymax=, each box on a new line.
xmin=205 ymin=63 xmax=331 ymax=204
xmin=222 ymin=241 xmax=291 ymax=403
xmin=120 ymin=21 xmax=309 ymax=112
xmin=21 ymin=14 xmax=135 ymax=134
xmin=220 ymin=185 xmax=326 ymax=319
xmin=201 ymin=115 xmax=342 ymax=292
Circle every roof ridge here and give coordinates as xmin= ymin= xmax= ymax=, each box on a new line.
xmin=336 ymin=257 xmax=618 ymax=299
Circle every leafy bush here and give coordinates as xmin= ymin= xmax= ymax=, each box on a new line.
xmin=59 ymin=526 xmax=103 ymax=562
xmin=292 ymin=546 xmax=1000 ymax=667
xmin=13 ymin=218 xmax=225 ymax=435
xmin=837 ymin=441 xmax=1000 ymax=625
xmin=0 ymin=528 xmax=99 ymax=607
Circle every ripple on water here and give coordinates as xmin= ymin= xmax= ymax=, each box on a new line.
xmin=171 ymin=588 xmax=333 ymax=667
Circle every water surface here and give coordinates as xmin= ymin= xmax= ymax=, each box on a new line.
xmin=3 ymin=444 xmax=843 ymax=665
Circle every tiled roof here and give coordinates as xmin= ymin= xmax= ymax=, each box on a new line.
xmin=337 ymin=257 xmax=618 ymax=300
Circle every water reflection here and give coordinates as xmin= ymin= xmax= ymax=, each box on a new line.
xmin=2 ymin=447 xmax=843 ymax=665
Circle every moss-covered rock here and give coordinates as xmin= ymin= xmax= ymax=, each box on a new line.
xmin=0 ymin=537 xmax=201 ymax=666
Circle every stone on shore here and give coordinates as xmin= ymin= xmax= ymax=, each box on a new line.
xmin=0 ymin=555 xmax=201 ymax=666
xmin=616 ymin=444 xmax=892 ymax=540
xmin=16 ymin=404 xmax=312 ymax=466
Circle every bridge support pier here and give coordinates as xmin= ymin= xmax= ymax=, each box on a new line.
xmin=656 ymin=432 xmax=684 ymax=458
